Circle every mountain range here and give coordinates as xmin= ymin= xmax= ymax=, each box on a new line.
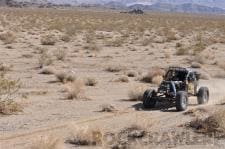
xmin=2 ymin=0 xmax=225 ymax=14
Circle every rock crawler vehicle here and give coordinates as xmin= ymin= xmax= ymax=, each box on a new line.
xmin=143 ymin=67 xmax=209 ymax=111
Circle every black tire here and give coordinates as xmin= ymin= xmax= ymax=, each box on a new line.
xmin=143 ymin=89 xmax=157 ymax=109
xmin=197 ymin=87 xmax=209 ymax=104
xmin=176 ymin=91 xmax=188 ymax=111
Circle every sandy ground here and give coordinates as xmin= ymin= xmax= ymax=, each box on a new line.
xmin=0 ymin=8 xmax=225 ymax=149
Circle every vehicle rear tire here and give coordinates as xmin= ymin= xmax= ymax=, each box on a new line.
xmin=197 ymin=87 xmax=209 ymax=104
xmin=143 ymin=89 xmax=157 ymax=109
xmin=176 ymin=91 xmax=188 ymax=111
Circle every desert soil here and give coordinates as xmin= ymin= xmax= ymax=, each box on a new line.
xmin=0 ymin=8 xmax=225 ymax=149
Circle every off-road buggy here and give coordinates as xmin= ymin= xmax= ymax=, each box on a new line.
xmin=143 ymin=67 xmax=209 ymax=111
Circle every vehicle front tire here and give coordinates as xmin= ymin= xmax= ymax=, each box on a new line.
xmin=176 ymin=91 xmax=188 ymax=111
xmin=197 ymin=87 xmax=209 ymax=104
xmin=143 ymin=89 xmax=157 ymax=109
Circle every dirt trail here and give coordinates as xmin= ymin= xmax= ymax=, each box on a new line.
xmin=201 ymin=79 xmax=225 ymax=105
xmin=1 ymin=79 xmax=225 ymax=149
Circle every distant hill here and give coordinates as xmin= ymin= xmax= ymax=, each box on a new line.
xmin=1 ymin=0 xmax=225 ymax=15
xmin=128 ymin=3 xmax=225 ymax=14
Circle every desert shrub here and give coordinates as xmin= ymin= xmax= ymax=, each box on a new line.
xmin=194 ymin=54 xmax=206 ymax=64
xmin=38 ymin=52 xmax=53 ymax=67
xmin=55 ymin=49 xmax=66 ymax=61
xmin=193 ymin=33 xmax=206 ymax=55
xmin=128 ymin=85 xmax=146 ymax=101
xmin=141 ymin=67 xmax=165 ymax=83
xmin=193 ymin=43 xmax=206 ymax=55
xmin=0 ymin=77 xmax=20 ymax=101
xmin=0 ymin=100 xmax=22 ymax=115
xmin=99 ymin=104 xmax=116 ymax=112
xmin=0 ymin=62 xmax=11 ymax=72
xmin=176 ymin=47 xmax=189 ymax=55
xmin=0 ymin=31 xmax=16 ymax=44
xmin=189 ymin=109 xmax=225 ymax=138
xmin=175 ymin=42 xmax=182 ymax=48
xmin=191 ymin=62 xmax=202 ymax=68
xmin=105 ymin=37 xmax=125 ymax=47
xmin=41 ymin=34 xmax=56 ymax=45
xmin=106 ymin=65 xmax=126 ymax=73
xmin=127 ymin=71 xmax=137 ymax=77
xmin=66 ymin=79 xmax=84 ymax=99
xmin=141 ymin=38 xmax=151 ymax=46
xmin=109 ymin=121 xmax=151 ymax=149
xmin=84 ymin=43 xmax=101 ymax=52
xmin=84 ymin=77 xmax=97 ymax=86
xmin=67 ymin=125 xmax=102 ymax=146
xmin=31 ymin=135 xmax=64 ymax=149
xmin=35 ymin=47 xmax=48 ymax=54
xmin=164 ymin=30 xmax=177 ymax=42
xmin=184 ymin=108 xmax=208 ymax=117
xmin=114 ymin=76 xmax=129 ymax=83
xmin=84 ymin=32 xmax=95 ymax=43
xmin=61 ymin=34 xmax=71 ymax=42
xmin=164 ymin=52 xmax=171 ymax=59
xmin=151 ymin=75 xmax=163 ymax=85
xmin=0 ymin=75 xmax=21 ymax=115
xmin=39 ymin=67 xmax=55 ymax=75
xmin=55 ymin=71 xmax=76 ymax=83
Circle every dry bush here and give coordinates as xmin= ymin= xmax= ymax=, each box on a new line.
xmin=55 ymin=49 xmax=66 ymax=61
xmin=184 ymin=108 xmax=208 ymax=117
xmin=110 ymin=119 xmax=152 ymax=149
xmin=39 ymin=67 xmax=55 ymax=75
xmin=189 ymin=109 xmax=225 ymax=137
xmin=151 ymin=75 xmax=163 ymax=85
xmin=84 ymin=32 xmax=95 ymax=43
xmin=142 ymin=67 xmax=165 ymax=83
xmin=41 ymin=34 xmax=56 ymax=45
xmin=55 ymin=71 xmax=76 ymax=83
xmin=67 ymin=125 xmax=102 ymax=146
xmin=193 ymin=43 xmax=206 ymax=55
xmin=61 ymin=34 xmax=71 ymax=42
xmin=35 ymin=47 xmax=48 ymax=54
xmin=84 ymin=43 xmax=101 ymax=53
xmin=194 ymin=54 xmax=206 ymax=64
xmin=114 ymin=76 xmax=129 ymax=83
xmin=164 ymin=52 xmax=171 ymax=59
xmin=0 ymin=76 xmax=20 ymax=101
xmin=191 ymin=62 xmax=202 ymax=68
xmin=106 ymin=65 xmax=126 ymax=73
xmin=31 ymin=135 xmax=64 ymax=149
xmin=0 ymin=63 xmax=11 ymax=72
xmin=127 ymin=71 xmax=137 ymax=77
xmin=128 ymin=85 xmax=146 ymax=101
xmin=0 ymin=31 xmax=16 ymax=44
xmin=38 ymin=52 xmax=53 ymax=67
xmin=176 ymin=47 xmax=189 ymax=55
xmin=99 ymin=104 xmax=116 ymax=112
xmin=176 ymin=42 xmax=182 ymax=48
xmin=0 ymin=100 xmax=22 ymax=115
xmin=0 ymin=75 xmax=21 ymax=115
xmin=193 ymin=34 xmax=206 ymax=55
xmin=84 ymin=77 xmax=98 ymax=86
xmin=66 ymin=79 xmax=84 ymax=99
xmin=105 ymin=37 xmax=125 ymax=47
xmin=164 ymin=30 xmax=177 ymax=42
xmin=141 ymin=38 xmax=151 ymax=46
